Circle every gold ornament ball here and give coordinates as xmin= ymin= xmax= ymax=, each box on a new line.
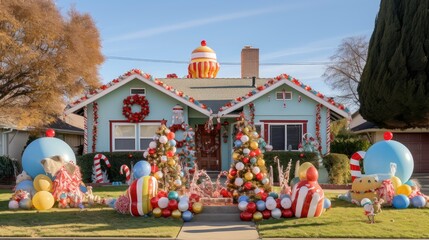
xmin=172 ymin=209 xmax=182 ymax=219
xmin=168 ymin=159 xmax=176 ymax=166
xmin=257 ymin=159 xmax=265 ymax=167
xmin=192 ymin=202 xmax=203 ymax=214
xmin=32 ymin=191 xmax=55 ymax=210
xmin=253 ymin=211 xmax=263 ymax=221
xmin=245 ymin=172 xmax=254 ymax=181
xmin=233 ymin=152 xmax=240 ymax=160
xmin=243 ymin=127 xmax=249 ymax=134
xmin=250 ymin=141 xmax=259 ymax=150
xmin=153 ymin=208 xmax=162 ymax=218
xmin=33 ymin=174 xmax=53 ymax=192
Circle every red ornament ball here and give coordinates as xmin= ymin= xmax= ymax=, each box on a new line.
xmin=220 ymin=188 xmax=230 ymax=197
xmin=150 ymin=197 xmax=159 ymax=208
xmin=281 ymin=209 xmax=293 ymax=218
xmin=166 ymin=151 xmax=174 ymax=158
xmin=240 ymin=211 xmax=253 ymax=221
xmin=167 ymin=132 xmax=175 ymax=140
xmin=168 ymin=199 xmax=178 ymax=211
xmin=128 ymin=154 xmax=133 ymax=158
xmin=148 ymin=148 xmax=156 ymax=155
xmin=157 ymin=190 xmax=168 ymax=198
xmin=151 ymin=165 xmax=159 ymax=173
xmin=189 ymin=193 xmax=201 ymax=203
xmin=384 ymin=131 xmax=393 ymax=140
xmin=299 ymin=153 xmax=305 ymax=158
xmin=262 ymin=209 xmax=271 ymax=219
xmin=276 ymin=198 xmax=281 ymax=208
xmin=229 ymin=169 xmax=237 ymax=176
xmin=306 ymin=166 xmax=319 ymax=182
xmin=253 ymin=149 xmax=262 ymax=156
xmin=249 ymin=151 xmax=256 ymax=157
xmin=242 ymin=157 xmax=250 ymax=164
xmin=45 ymin=128 xmax=55 ymax=137
xmin=256 ymin=173 xmax=263 ymax=181
xmin=244 ymin=181 xmax=253 ymax=190
xmin=162 ymin=208 xmax=172 ymax=218
xmin=235 ymin=132 xmax=243 ymax=140
xmin=246 ymin=202 xmax=257 ymax=213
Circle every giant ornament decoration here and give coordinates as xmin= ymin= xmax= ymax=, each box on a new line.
xmin=128 ymin=176 xmax=158 ymax=216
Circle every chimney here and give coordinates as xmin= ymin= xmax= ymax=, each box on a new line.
xmin=241 ymin=46 xmax=259 ymax=78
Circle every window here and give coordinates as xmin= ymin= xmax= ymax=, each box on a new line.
xmin=112 ymin=122 xmax=160 ymax=151
xmin=130 ymin=88 xmax=146 ymax=95
xmin=275 ymin=91 xmax=292 ymax=100
xmin=269 ymin=124 xmax=302 ymax=150
xmin=140 ymin=124 xmax=160 ymax=150
xmin=113 ymin=124 xmax=136 ymax=151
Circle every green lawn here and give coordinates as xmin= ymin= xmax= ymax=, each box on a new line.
xmin=0 ymin=186 xmax=182 ymax=238
xmin=1 ymin=188 xmax=429 ymax=238
xmin=257 ymin=191 xmax=429 ymax=239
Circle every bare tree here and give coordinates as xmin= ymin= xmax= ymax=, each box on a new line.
xmin=323 ymin=36 xmax=368 ymax=107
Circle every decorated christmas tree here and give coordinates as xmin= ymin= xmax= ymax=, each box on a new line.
xmin=145 ymin=124 xmax=186 ymax=192
xmin=227 ymin=115 xmax=272 ymax=200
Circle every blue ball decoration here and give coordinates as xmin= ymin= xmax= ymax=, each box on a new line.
xmin=234 ymin=140 xmax=242 ymax=147
xmin=132 ymin=160 xmax=151 ymax=179
xmin=256 ymin=200 xmax=266 ymax=211
xmin=269 ymin=192 xmax=279 ymax=199
xmin=15 ymin=180 xmax=36 ymax=197
xmin=168 ymin=191 xmax=179 ymax=200
xmin=410 ymin=196 xmax=426 ymax=208
xmin=238 ymin=195 xmax=249 ymax=203
xmin=182 ymin=210 xmax=193 ymax=222
xmin=169 ymin=139 xmax=177 ymax=147
xmin=363 ymin=140 xmax=414 ymax=183
xmin=22 ymin=137 xmax=76 ymax=179
xmin=392 ymin=194 xmax=410 ymax=209
xmin=323 ymin=198 xmax=331 ymax=209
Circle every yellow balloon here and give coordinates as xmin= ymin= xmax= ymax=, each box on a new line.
xmin=32 ymin=191 xmax=54 ymax=210
xmin=153 ymin=208 xmax=162 ymax=218
xmin=257 ymin=159 xmax=265 ymax=167
xmin=391 ymin=176 xmax=402 ymax=191
xmin=192 ymin=202 xmax=203 ymax=214
xmin=250 ymin=141 xmax=259 ymax=150
xmin=245 ymin=172 xmax=254 ymax=181
xmin=33 ymin=174 xmax=53 ymax=192
xmin=396 ymin=184 xmax=412 ymax=196
xmin=298 ymin=162 xmax=315 ymax=180
xmin=253 ymin=211 xmax=263 ymax=221
xmin=172 ymin=209 xmax=182 ymax=219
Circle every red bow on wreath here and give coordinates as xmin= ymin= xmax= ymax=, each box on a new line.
xmin=122 ymin=95 xmax=150 ymax=122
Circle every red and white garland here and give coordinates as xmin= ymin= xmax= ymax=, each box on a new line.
xmin=83 ymin=106 xmax=88 ymax=154
xmin=92 ymin=102 xmax=98 ymax=153
xmin=315 ymin=104 xmax=322 ymax=153
xmin=122 ymin=94 xmax=150 ymax=123
xmin=326 ymin=108 xmax=331 ymax=155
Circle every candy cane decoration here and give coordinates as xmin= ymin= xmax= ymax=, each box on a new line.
xmin=315 ymin=104 xmax=322 ymax=154
xmin=94 ymin=154 xmax=111 ymax=183
xmin=350 ymin=151 xmax=366 ymax=182
xmin=120 ymin=164 xmax=131 ymax=184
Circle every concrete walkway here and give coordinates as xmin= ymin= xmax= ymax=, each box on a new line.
xmin=177 ymin=221 xmax=260 ymax=240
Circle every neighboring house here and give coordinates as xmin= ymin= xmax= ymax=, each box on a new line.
xmin=0 ymin=117 xmax=84 ymax=162
xmin=351 ymin=112 xmax=429 ymax=173
xmin=65 ymin=43 xmax=350 ymax=171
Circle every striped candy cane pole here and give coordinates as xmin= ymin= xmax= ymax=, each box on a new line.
xmin=315 ymin=104 xmax=322 ymax=154
xmin=120 ymin=164 xmax=131 ymax=184
xmin=94 ymin=154 xmax=111 ymax=183
xmin=326 ymin=108 xmax=331 ymax=155
xmin=350 ymin=151 xmax=366 ymax=182
xmin=83 ymin=106 xmax=88 ymax=154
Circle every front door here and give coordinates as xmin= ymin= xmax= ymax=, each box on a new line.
xmin=195 ymin=124 xmax=221 ymax=171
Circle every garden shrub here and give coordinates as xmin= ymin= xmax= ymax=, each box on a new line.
xmin=264 ymin=151 xmax=319 ymax=184
xmin=0 ymin=156 xmax=20 ymax=185
xmin=331 ymin=133 xmax=370 ymax=157
xmin=323 ymin=153 xmax=350 ymax=184
xmin=77 ymin=152 xmax=144 ymax=183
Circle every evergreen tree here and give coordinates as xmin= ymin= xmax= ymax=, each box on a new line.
xmin=146 ymin=124 xmax=185 ymax=192
xmin=226 ymin=117 xmax=272 ymax=200
xmin=358 ymin=0 xmax=429 ymax=129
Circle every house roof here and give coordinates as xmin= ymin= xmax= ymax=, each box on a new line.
xmin=65 ymin=69 xmax=350 ymax=120
xmin=351 ymin=121 xmax=378 ymax=132
xmin=216 ymin=74 xmax=350 ymax=120
xmin=47 ymin=118 xmax=84 ymax=135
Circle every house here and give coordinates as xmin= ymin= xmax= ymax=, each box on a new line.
xmin=65 ymin=42 xmax=350 ymax=172
xmin=351 ymin=112 xmax=429 ymax=173
xmin=0 ymin=116 xmax=84 ymax=162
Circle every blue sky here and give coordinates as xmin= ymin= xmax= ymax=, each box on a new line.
xmin=56 ymin=0 xmax=380 ymax=99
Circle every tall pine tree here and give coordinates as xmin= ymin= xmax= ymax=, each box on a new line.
xmin=358 ymin=0 xmax=429 ymax=129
